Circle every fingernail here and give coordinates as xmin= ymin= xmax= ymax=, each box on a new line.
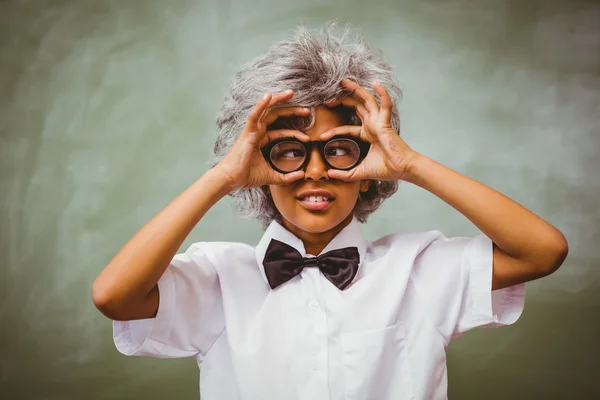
xmin=373 ymin=80 xmax=380 ymax=85
xmin=285 ymin=89 xmax=293 ymax=94
xmin=263 ymin=93 xmax=270 ymax=100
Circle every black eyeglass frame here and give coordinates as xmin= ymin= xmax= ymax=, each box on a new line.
xmin=260 ymin=134 xmax=371 ymax=174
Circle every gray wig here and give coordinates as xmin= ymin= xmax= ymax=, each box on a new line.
xmin=214 ymin=20 xmax=403 ymax=229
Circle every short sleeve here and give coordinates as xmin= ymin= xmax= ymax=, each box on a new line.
xmin=112 ymin=242 xmax=225 ymax=359
xmin=410 ymin=231 xmax=525 ymax=344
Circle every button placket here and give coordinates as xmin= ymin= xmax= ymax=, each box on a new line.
xmin=301 ymin=259 xmax=328 ymax=388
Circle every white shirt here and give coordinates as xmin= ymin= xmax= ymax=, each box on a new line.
xmin=113 ymin=217 xmax=525 ymax=400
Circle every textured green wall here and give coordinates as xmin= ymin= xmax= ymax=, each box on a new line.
xmin=1 ymin=0 xmax=599 ymax=399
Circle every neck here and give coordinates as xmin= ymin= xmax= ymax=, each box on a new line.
xmin=282 ymin=214 xmax=354 ymax=256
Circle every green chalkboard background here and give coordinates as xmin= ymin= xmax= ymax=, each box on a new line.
xmin=1 ymin=0 xmax=599 ymax=398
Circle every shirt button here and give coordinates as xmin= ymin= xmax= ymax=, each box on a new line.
xmin=308 ymin=300 xmax=319 ymax=310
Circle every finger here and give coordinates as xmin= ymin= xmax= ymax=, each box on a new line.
xmin=266 ymin=89 xmax=295 ymax=108
xmin=246 ymin=93 xmax=273 ymax=132
xmin=319 ymin=125 xmax=362 ymax=140
xmin=340 ymin=79 xmax=379 ymax=113
xmin=324 ymin=96 xmax=368 ymax=120
xmin=372 ymin=81 xmax=393 ymax=123
xmin=248 ymin=90 xmax=299 ymax=143
xmin=261 ymin=106 xmax=310 ymax=127
xmin=256 ymin=89 xmax=296 ymax=123
xmin=327 ymin=167 xmax=360 ymax=182
xmin=276 ymin=170 xmax=305 ymax=185
xmin=259 ymin=128 xmax=312 ymax=147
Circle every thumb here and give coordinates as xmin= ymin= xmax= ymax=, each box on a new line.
xmin=273 ymin=170 xmax=305 ymax=186
xmin=327 ymin=168 xmax=359 ymax=182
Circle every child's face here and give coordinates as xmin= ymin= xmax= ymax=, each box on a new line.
xmin=268 ymin=106 xmax=370 ymax=238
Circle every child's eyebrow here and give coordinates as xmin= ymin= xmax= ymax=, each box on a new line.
xmin=267 ymin=115 xmax=312 ymax=132
xmin=267 ymin=106 xmax=359 ymax=132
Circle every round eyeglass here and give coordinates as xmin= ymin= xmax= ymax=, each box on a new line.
xmin=261 ymin=135 xmax=371 ymax=174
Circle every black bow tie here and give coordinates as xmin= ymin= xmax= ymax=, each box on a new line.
xmin=262 ymin=239 xmax=360 ymax=290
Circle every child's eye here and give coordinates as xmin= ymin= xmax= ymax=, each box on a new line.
xmin=277 ymin=149 xmax=304 ymax=159
xmin=326 ymin=146 xmax=349 ymax=157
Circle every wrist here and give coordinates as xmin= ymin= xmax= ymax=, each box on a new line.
xmin=204 ymin=166 xmax=239 ymax=196
xmin=401 ymin=152 xmax=431 ymax=186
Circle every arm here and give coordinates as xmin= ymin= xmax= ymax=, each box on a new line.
xmin=92 ymin=90 xmax=310 ymax=321
xmin=92 ymin=169 xmax=230 ymax=321
xmin=322 ymin=79 xmax=568 ymax=292
xmin=405 ymin=154 xmax=569 ymax=290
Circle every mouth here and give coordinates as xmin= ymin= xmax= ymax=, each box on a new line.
xmin=296 ymin=191 xmax=335 ymax=211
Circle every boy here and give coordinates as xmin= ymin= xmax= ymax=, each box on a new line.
xmin=93 ymin=22 xmax=568 ymax=399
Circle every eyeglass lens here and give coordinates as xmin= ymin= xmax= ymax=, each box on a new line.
xmin=269 ymin=138 xmax=361 ymax=172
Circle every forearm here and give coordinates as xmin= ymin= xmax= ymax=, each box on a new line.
xmin=405 ymin=153 xmax=568 ymax=272
xmin=92 ymin=167 xmax=231 ymax=317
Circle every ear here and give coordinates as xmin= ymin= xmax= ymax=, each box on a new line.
xmin=359 ymin=180 xmax=371 ymax=193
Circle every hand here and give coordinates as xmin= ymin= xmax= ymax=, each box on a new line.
xmin=321 ymin=79 xmax=419 ymax=182
xmin=217 ymin=90 xmax=311 ymax=190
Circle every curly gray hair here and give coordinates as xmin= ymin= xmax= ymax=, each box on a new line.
xmin=213 ymin=20 xmax=403 ymax=229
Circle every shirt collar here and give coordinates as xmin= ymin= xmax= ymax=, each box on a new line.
xmin=255 ymin=217 xmax=367 ymax=287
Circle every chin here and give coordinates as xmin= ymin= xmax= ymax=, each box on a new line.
xmin=284 ymin=211 xmax=351 ymax=234
xmin=297 ymin=219 xmax=337 ymax=234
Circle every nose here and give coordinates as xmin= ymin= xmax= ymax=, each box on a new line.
xmin=304 ymin=147 xmax=329 ymax=181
